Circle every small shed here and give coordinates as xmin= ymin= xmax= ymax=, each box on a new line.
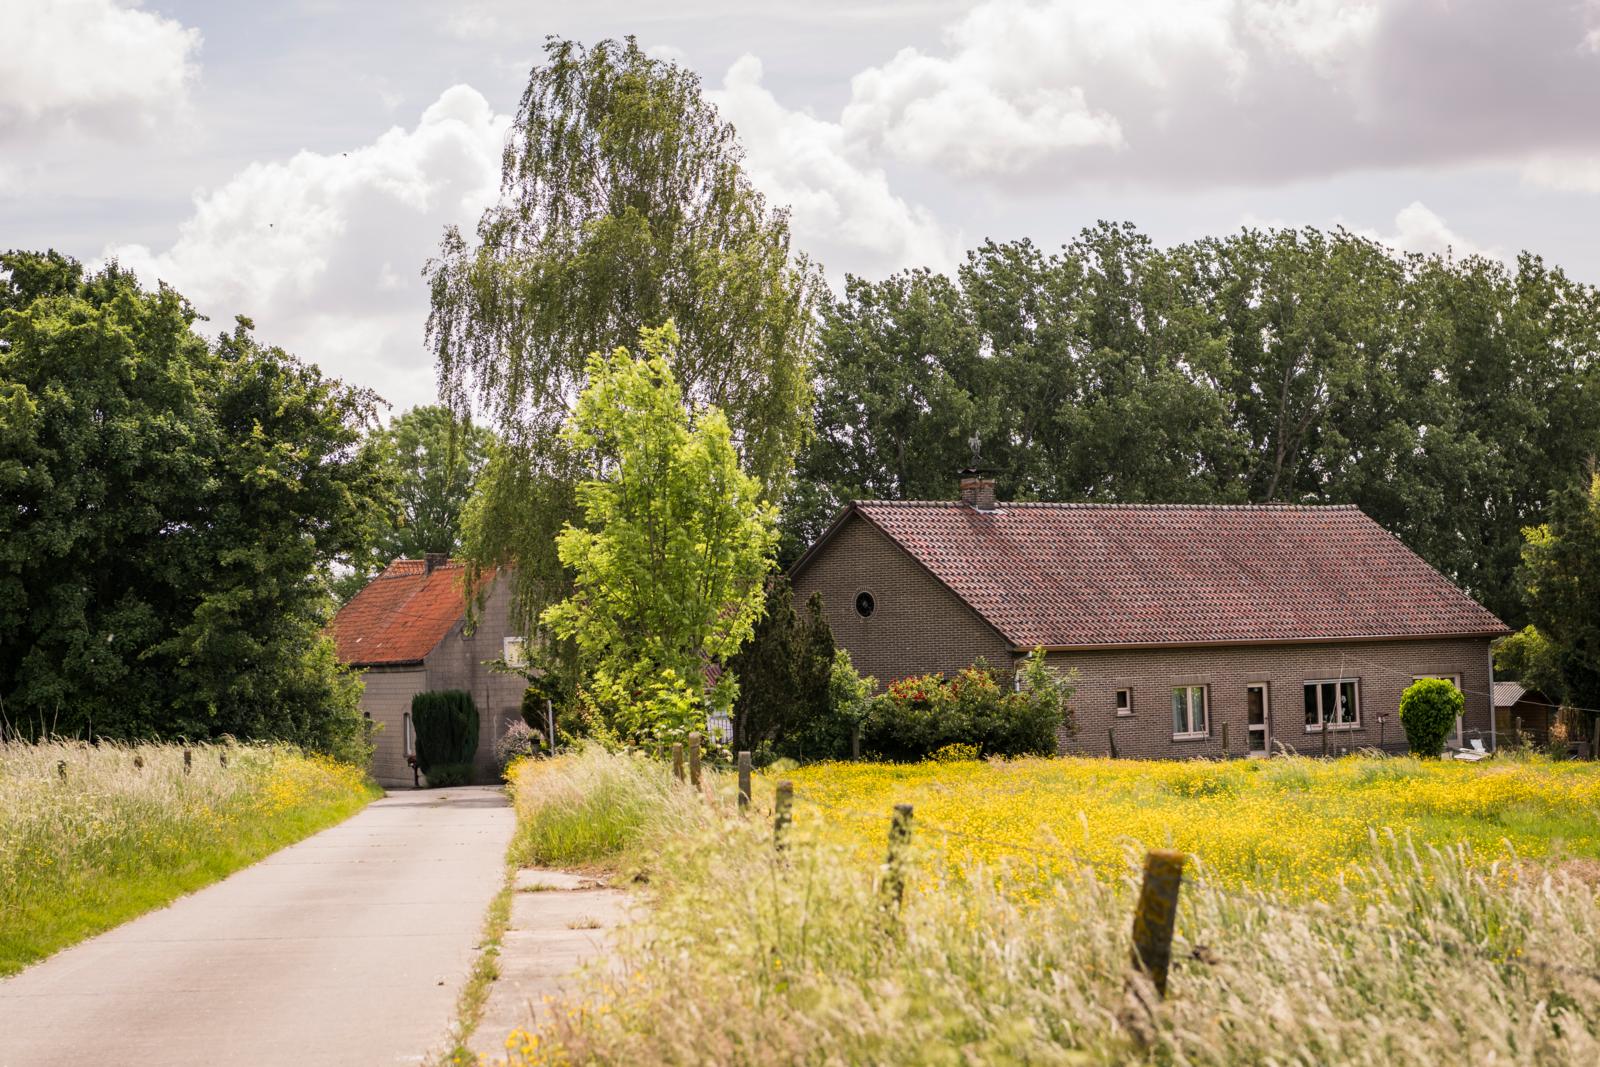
xmin=329 ymin=554 xmax=527 ymax=786
xmin=1494 ymin=682 xmax=1556 ymax=745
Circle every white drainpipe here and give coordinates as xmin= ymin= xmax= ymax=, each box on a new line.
xmin=1487 ymin=643 xmax=1497 ymax=752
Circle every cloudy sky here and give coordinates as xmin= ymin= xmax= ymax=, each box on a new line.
xmin=6 ymin=0 xmax=1600 ymax=412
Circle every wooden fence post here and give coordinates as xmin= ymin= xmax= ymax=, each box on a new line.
xmin=688 ymin=732 xmax=702 ymax=788
xmin=1107 ymin=727 xmax=1118 ymax=759
xmin=851 ymin=724 xmax=861 ymax=762
xmin=880 ymin=803 xmax=914 ymax=911
xmin=671 ymin=742 xmax=685 ymax=782
xmin=183 ymin=749 xmax=192 ymax=775
xmin=56 ymin=760 xmax=66 ymax=782
xmin=737 ymin=751 xmax=752 ymax=812
xmin=133 ymin=754 xmax=144 ymax=772
xmin=773 ymin=780 xmax=794 ymax=851
xmin=1130 ymin=849 xmax=1186 ymax=998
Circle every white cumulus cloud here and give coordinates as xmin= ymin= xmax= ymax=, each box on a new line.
xmin=710 ymin=55 xmax=960 ymax=279
xmin=0 ymin=0 xmax=201 ymax=141
xmin=1368 ymin=201 xmax=1499 ymax=262
xmin=813 ymin=0 xmax=1600 ymax=188
xmin=104 ymin=85 xmax=511 ymax=411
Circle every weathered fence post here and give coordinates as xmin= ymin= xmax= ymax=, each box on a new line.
xmin=688 ymin=732 xmax=702 ymax=788
xmin=1130 ymin=849 xmax=1186 ymax=998
xmin=219 ymin=750 xmax=228 ymax=768
xmin=851 ymin=724 xmax=861 ymax=762
xmin=1107 ymin=727 xmax=1118 ymax=759
xmin=1320 ymin=723 xmax=1328 ymax=758
xmin=737 ymin=751 xmax=752 ymax=812
xmin=133 ymin=754 xmax=144 ymax=772
xmin=56 ymin=760 xmax=66 ymax=782
xmin=880 ymin=803 xmax=914 ymax=911
xmin=773 ymin=780 xmax=794 ymax=851
xmin=671 ymin=742 xmax=685 ymax=783
xmin=183 ymin=749 xmax=192 ymax=775
xmin=1219 ymin=722 xmax=1229 ymax=754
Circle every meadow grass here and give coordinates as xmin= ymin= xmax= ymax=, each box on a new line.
xmin=0 ymin=739 xmax=379 ymax=975
xmin=492 ymin=748 xmax=1600 ymax=1066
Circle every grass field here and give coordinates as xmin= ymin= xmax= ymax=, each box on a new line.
xmin=0 ymin=739 xmax=379 ymax=975
xmin=493 ymin=748 xmax=1600 ymax=1066
xmin=780 ymin=754 xmax=1600 ymax=901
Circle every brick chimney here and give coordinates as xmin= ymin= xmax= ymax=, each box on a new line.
xmin=959 ymin=474 xmax=997 ymax=511
xmin=423 ymin=552 xmax=449 ymax=574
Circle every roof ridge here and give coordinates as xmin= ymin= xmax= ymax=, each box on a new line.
xmin=855 ymin=500 xmax=1362 ymax=511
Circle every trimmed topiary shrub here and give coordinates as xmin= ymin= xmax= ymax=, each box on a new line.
xmin=1399 ymin=678 xmax=1464 ymax=757
xmin=411 ymin=690 xmax=479 ymax=785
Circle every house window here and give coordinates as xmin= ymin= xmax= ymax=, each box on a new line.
xmin=502 ymin=636 xmax=527 ymax=669
xmin=1116 ymin=689 xmax=1132 ymax=717
xmin=1304 ymin=679 xmax=1360 ymax=731
xmin=1172 ymin=686 xmax=1207 ymax=739
xmin=402 ymin=711 xmax=416 ymax=758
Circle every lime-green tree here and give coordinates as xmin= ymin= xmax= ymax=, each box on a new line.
xmin=541 ymin=323 xmax=778 ymax=743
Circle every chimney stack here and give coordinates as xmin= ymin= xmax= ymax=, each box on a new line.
xmin=423 ymin=552 xmax=449 ymax=574
xmin=959 ymin=474 xmax=997 ymax=511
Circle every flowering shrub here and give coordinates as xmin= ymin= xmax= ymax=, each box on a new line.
xmin=861 ymin=650 xmax=1073 ymax=761
xmin=496 ymin=719 xmax=541 ymax=769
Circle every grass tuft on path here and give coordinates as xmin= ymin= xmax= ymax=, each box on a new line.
xmin=0 ymin=739 xmax=378 ymax=975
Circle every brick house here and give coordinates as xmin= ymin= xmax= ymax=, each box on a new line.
xmin=790 ymin=476 xmax=1511 ymax=759
xmin=329 ymin=555 xmax=527 ymax=786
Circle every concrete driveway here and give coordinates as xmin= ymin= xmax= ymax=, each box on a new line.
xmin=0 ymin=786 xmax=513 ymax=1067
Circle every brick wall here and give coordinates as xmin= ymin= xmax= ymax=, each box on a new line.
xmin=791 ymin=512 xmax=1012 ymax=688
xmin=422 ymin=572 xmax=529 ymax=782
xmin=1051 ymin=637 xmax=1494 ymax=758
xmin=357 ymin=665 xmax=427 ymax=786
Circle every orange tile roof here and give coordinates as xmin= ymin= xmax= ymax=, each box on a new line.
xmin=797 ymin=501 xmax=1509 ymax=649
xmin=329 ymin=559 xmax=487 ymax=667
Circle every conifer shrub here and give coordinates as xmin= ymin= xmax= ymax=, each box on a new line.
xmin=411 ymin=690 xmax=479 ymax=784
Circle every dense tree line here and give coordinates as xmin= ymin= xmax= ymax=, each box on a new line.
xmin=787 ymin=223 xmax=1600 ymax=626
xmin=0 ymin=252 xmax=395 ymax=752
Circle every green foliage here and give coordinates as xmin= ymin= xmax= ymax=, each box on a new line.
xmin=1399 ymin=678 xmax=1466 ymax=757
xmin=410 ymin=690 xmax=479 ymax=779
xmin=1495 ymin=625 xmax=1565 ymax=700
xmin=0 ymin=251 xmax=394 ymax=750
xmin=1518 ymin=471 xmax=1600 ymax=730
xmin=429 ymin=36 xmax=820 ymax=631
xmin=861 ymin=651 xmax=1073 ymax=761
xmin=726 ymin=580 xmax=836 ymax=756
xmin=788 ymin=226 xmax=1600 ymax=626
xmin=336 ymin=405 xmax=495 ymax=602
xmin=540 ymin=324 xmax=778 ymax=744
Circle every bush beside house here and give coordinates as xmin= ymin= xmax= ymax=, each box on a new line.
xmin=1399 ymin=678 xmax=1464 ymax=757
xmin=411 ymin=690 xmax=479 ymax=785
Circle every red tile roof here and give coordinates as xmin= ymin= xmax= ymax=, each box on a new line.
xmin=802 ymin=501 xmax=1508 ymax=649
xmin=329 ymin=559 xmax=486 ymax=667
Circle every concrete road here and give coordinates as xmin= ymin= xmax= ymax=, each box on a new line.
xmin=0 ymin=786 xmax=513 ymax=1067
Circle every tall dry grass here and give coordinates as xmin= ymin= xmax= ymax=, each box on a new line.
xmin=496 ymin=749 xmax=1600 ymax=1066
xmin=0 ymin=739 xmax=376 ymax=974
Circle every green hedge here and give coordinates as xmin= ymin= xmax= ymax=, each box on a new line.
xmin=411 ymin=690 xmax=479 ymax=784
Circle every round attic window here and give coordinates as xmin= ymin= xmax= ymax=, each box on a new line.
xmin=854 ymin=591 xmax=875 ymax=618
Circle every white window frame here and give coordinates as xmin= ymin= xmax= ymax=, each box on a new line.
xmin=1304 ymin=678 xmax=1361 ymax=732
xmin=502 ymin=636 xmax=527 ymax=669
xmin=1115 ymin=688 xmax=1133 ymax=717
xmin=1413 ymin=674 xmax=1463 ymax=746
xmin=1171 ymin=685 xmax=1208 ymax=740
